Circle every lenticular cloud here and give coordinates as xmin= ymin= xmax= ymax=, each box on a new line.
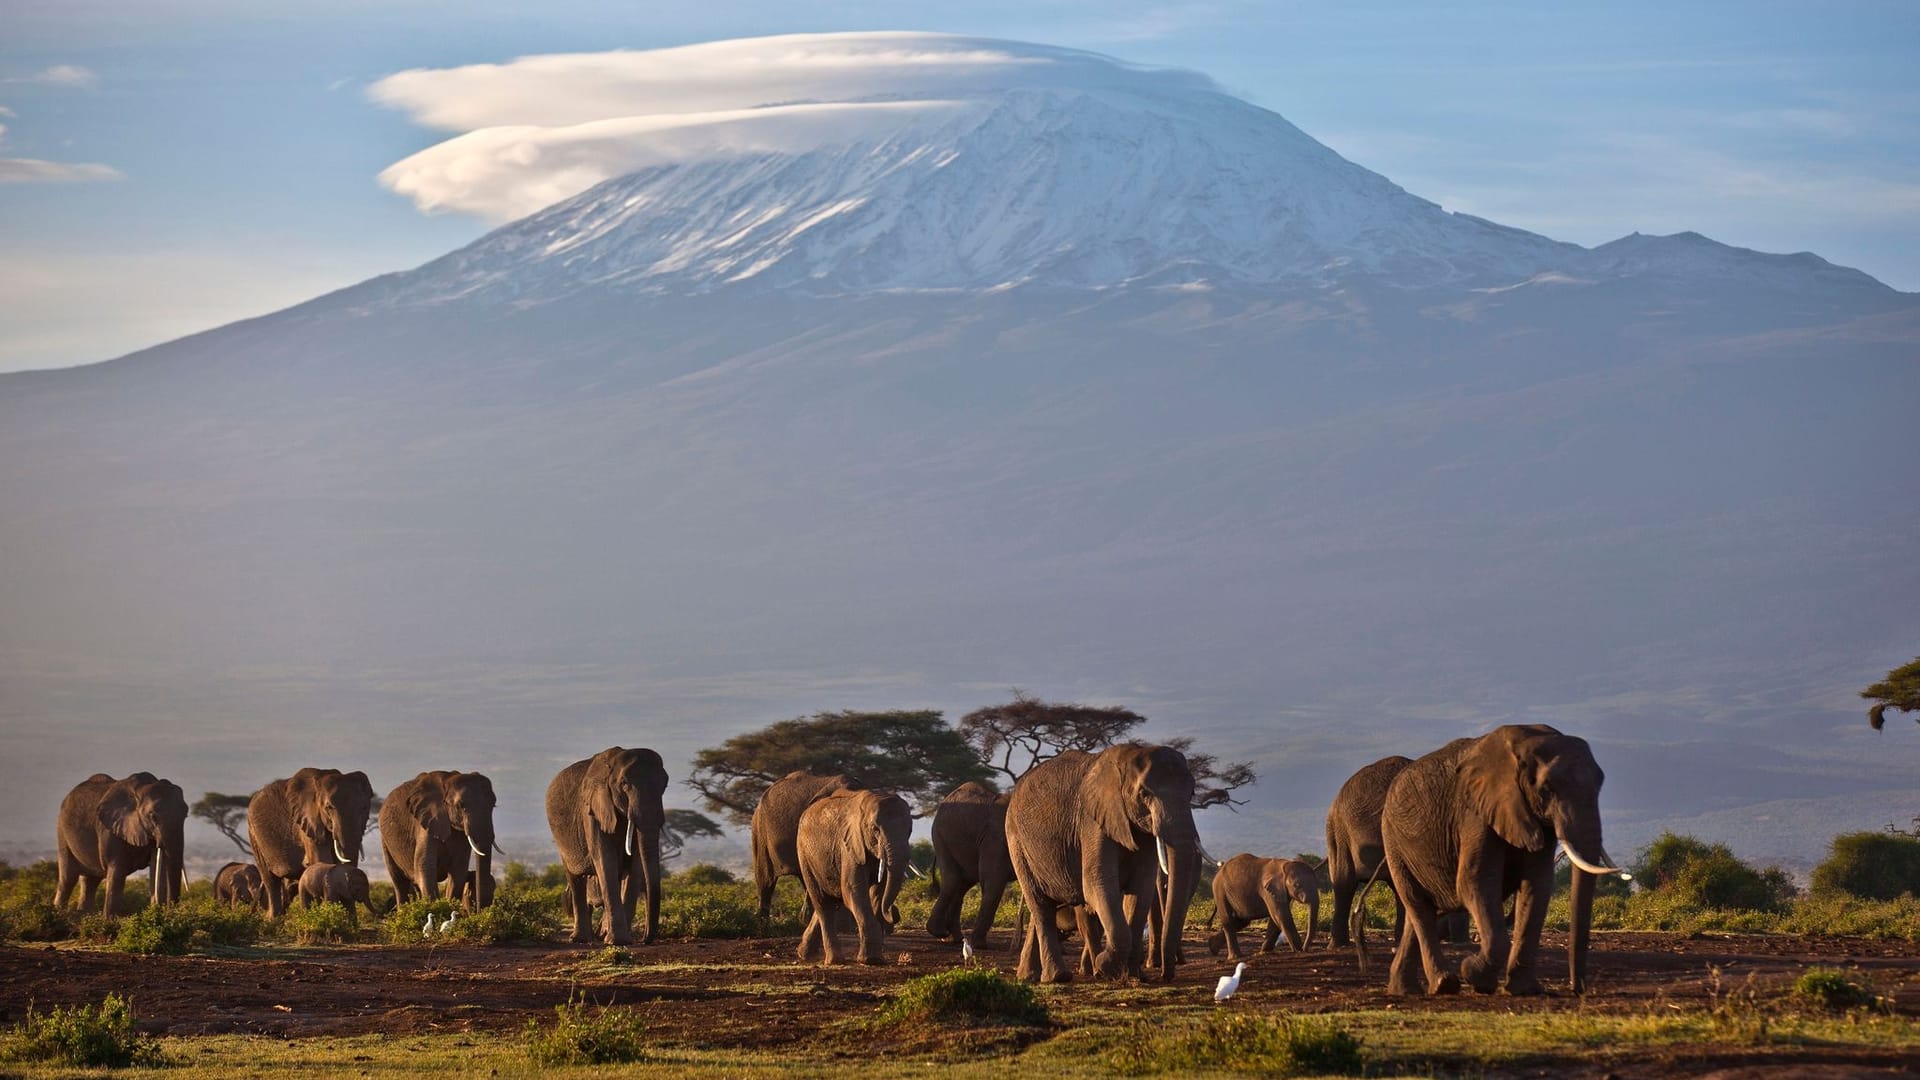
xmin=369 ymin=32 xmax=1218 ymax=222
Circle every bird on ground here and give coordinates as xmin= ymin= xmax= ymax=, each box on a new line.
xmin=1215 ymin=962 xmax=1247 ymax=1002
xmin=961 ymin=937 xmax=974 ymax=963
xmin=442 ymin=911 xmax=457 ymax=934
xmin=421 ymin=913 xmax=434 ymax=936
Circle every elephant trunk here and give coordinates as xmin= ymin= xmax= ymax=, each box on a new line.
xmin=877 ymin=832 xmax=911 ymax=929
xmin=1159 ymin=842 xmax=1199 ymax=980
xmin=159 ymin=819 xmax=186 ymax=905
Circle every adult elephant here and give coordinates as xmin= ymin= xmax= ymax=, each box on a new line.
xmin=1005 ymin=743 xmax=1201 ymax=983
xmin=751 ymin=771 xmax=864 ymax=921
xmin=1376 ymin=724 xmax=1626 ymax=996
xmin=926 ymin=781 xmax=1013 ymax=950
xmin=546 ymin=746 xmax=668 ymax=946
xmin=380 ymin=770 xmax=501 ymax=909
xmin=1207 ymin=854 xmax=1320 ymax=960
xmin=54 ymin=772 xmax=188 ymax=915
xmin=1325 ymin=755 xmax=1413 ymax=948
xmin=795 ymin=788 xmax=912 ymax=965
xmin=248 ymin=768 xmax=376 ymax=918
xmin=214 ymin=862 xmax=265 ymax=910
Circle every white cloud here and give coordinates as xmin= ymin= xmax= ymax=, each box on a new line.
xmin=0 ymin=105 xmax=16 ymax=117
xmin=7 ymin=64 xmax=98 ymax=88
xmin=0 ymin=157 xmax=122 ymax=182
xmin=370 ymin=32 xmax=1215 ymax=222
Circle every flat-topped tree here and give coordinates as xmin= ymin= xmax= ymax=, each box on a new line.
xmin=687 ymin=709 xmax=992 ymax=825
xmin=1864 ymin=656 xmax=1920 ymax=730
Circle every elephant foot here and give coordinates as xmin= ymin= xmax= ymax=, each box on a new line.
xmin=1461 ymin=954 xmax=1500 ymax=994
xmin=569 ymin=930 xmax=597 ymax=944
xmin=1040 ymin=968 xmax=1073 ymax=985
xmin=1430 ymin=972 xmax=1462 ymax=996
xmin=1386 ymin=969 xmax=1419 ymax=997
xmin=1207 ymin=932 xmax=1223 ymax=957
xmin=1504 ymin=968 xmax=1544 ymax=996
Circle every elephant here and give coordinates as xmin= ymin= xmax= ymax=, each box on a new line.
xmin=455 ymin=869 xmax=496 ymax=912
xmin=54 ymin=772 xmax=188 ymax=916
xmin=297 ymin=863 xmax=385 ymax=924
xmin=380 ymin=770 xmax=500 ymax=909
xmin=1206 ymin=854 xmax=1319 ymax=960
xmin=1004 ymin=743 xmax=1202 ymax=983
xmin=214 ymin=862 xmax=265 ymax=910
xmin=247 ymin=768 xmax=377 ymax=918
xmin=1373 ymin=724 xmax=1626 ymax=996
xmin=1325 ymin=755 xmax=1413 ymax=948
xmin=926 ymin=781 xmax=1013 ymax=950
xmin=794 ymin=788 xmax=913 ymax=966
xmin=546 ymin=746 xmax=668 ymax=946
xmin=751 ymin=771 xmax=864 ymax=921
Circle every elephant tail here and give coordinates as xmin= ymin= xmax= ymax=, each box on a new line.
xmin=1353 ymin=859 xmax=1388 ymax=974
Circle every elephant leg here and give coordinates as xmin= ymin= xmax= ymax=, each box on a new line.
xmin=844 ymin=871 xmax=884 ymax=966
xmin=1503 ymin=865 xmax=1553 ymax=996
xmin=927 ymin=874 xmax=965 ymax=943
xmin=972 ymin=871 xmax=1009 ymax=953
xmin=1015 ymin=911 xmax=1040 ymax=982
xmin=1458 ymin=877 xmax=1509 ymax=995
xmin=1329 ymin=874 xmax=1355 ymax=949
xmin=591 ymin=829 xmax=631 ymax=946
xmin=1221 ymin=913 xmax=1247 ymax=961
xmin=54 ymin=848 xmax=79 ymax=909
xmin=817 ymin=898 xmax=847 ymax=966
xmin=796 ymin=908 xmax=825 ymax=963
xmin=1028 ymin=893 xmax=1072 ymax=984
xmin=565 ymin=874 xmax=594 ymax=944
xmin=1390 ymin=866 xmax=1457 ymax=996
xmin=80 ymin=875 xmax=102 ymax=914
xmin=102 ymin=863 xmax=128 ymax=917
xmin=1269 ymin=893 xmax=1303 ymax=953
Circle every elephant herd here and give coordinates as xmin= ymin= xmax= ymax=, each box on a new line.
xmin=52 ymin=725 xmax=1628 ymax=997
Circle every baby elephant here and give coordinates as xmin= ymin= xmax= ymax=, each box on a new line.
xmin=298 ymin=863 xmax=377 ymax=924
xmin=214 ymin=862 xmax=265 ymax=910
xmin=1207 ymin=854 xmax=1321 ymax=961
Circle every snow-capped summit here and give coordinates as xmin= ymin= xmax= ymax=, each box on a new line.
xmin=354 ymin=33 xmax=1894 ymax=305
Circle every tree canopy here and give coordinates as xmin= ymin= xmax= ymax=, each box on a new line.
xmin=661 ymin=809 xmax=725 ymax=861
xmin=957 ymin=692 xmax=1256 ymax=810
xmin=686 ymin=709 xmax=993 ymax=825
xmin=1863 ymin=656 xmax=1920 ymax=730
xmin=190 ymin=793 xmax=251 ymax=857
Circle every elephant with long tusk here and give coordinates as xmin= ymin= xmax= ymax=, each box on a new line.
xmin=380 ymin=770 xmax=501 ymax=910
xmin=546 ymin=747 xmax=669 ymax=946
xmin=247 ymin=768 xmax=376 ymax=919
xmin=1376 ymin=724 xmax=1626 ymax=997
xmin=55 ymin=772 xmax=189 ymax=916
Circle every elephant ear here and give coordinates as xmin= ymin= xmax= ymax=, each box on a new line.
xmin=1087 ymin=747 xmax=1145 ymax=850
xmin=586 ymin=750 xmax=622 ymax=835
xmin=96 ymin=783 xmax=143 ymax=846
xmin=1460 ymin=731 xmax=1547 ymax=851
xmin=405 ymin=783 xmax=452 ymax=842
xmin=286 ymin=773 xmax=323 ymax=840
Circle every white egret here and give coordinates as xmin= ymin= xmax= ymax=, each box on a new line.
xmin=1214 ymin=962 xmax=1246 ymax=1002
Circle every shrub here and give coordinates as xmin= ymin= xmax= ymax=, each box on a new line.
xmin=0 ymin=861 xmax=75 ymax=942
xmin=383 ymin=896 xmax=461 ymax=945
xmin=1812 ymin=832 xmax=1920 ymax=901
xmin=0 ymin=994 xmax=165 ymax=1068
xmin=439 ymin=884 xmax=563 ymax=944
xmin=524 ymin=996 xmax=649 ymax=1066
xmin=504 ymin=861 xmax=569 ymax=890
xmin=657 ymin=883 xmax=766 ymax=939
xmin=1109 ymin=1012 xmax=1363 ymax=1076
xmin=281 ymin=901 xmax=357 ymax=945
xmin=1634 ymin=832 xmax=1795 ymax=913
xmin=1793 ymin=968 xmax=1879 ymax=1011
xmin=115 ymin=898 xmax=263 ymax=954
xmin=674 ymin=863 xmax=736 ymax=886
xmin=878 ymin=969 xmax=1049 ymax=1028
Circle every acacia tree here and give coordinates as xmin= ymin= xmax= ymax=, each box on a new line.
xmin=687 ymin=709 xmax=993 ymax=825
xmin=956 ymin=691 xmax=1256 ymax=810
xmin=661 ymin=809 xmax=725 ymax=861
xmin=1863 ymin=656 xmax=1920 ymax=730
xmin=191 ymin=792 xmax=252 ymax=857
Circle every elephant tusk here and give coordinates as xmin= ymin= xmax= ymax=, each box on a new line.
xmin=1559 ymin=840 xmax=1629 ymax=878
xmin=467 ymin=834 xmax=486 ymax=860
xmin=332 ymin=835 xmax=349 ymax=865
xmin=624 ymin=818 xmax=635 ymax=858
xmin=905 ymin=862 xmax=924 ymax=879
xmin=1198 ymin=842 xmax=1221 ymax=869
xmin=1156 ymin=837 xmax=1170 ymax=877
xmin=492 ymin=841 xmax=508 ymax=858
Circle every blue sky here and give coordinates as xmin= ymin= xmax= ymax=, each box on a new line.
xmin=2 ymin=0 xmax=1916 ymax=372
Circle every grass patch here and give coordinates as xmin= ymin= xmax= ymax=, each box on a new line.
xmin=878 ymin=968 xmax=1050 ymax=1028
xmin=0 ymin=993 xmax=166 ymax=1068
xmin=1794 ymin=967 xmax=1881 ymax=1011
xmin=382 ymin=896 xmax=461 ymax=945
xmin=115 ymin=898 xmax=264 ymax=955
xmin=438 ymin=884 xmax=563 ymax=944
xmin=1107 ymin=1011 xmax=1363 ymax=1076
xmin=523 ymin=995 xmax=650 ymax=1067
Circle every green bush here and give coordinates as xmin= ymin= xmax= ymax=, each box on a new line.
xmin=673 ymin=862 xmax=737 ymax=886
xmin=1812 ymin=832 xmax=1920 ymax=901
xmin=439 ymin=884 xmax=563 ymax=944
xmin=0 ymin=994 xmax=165 ymax=1068
xmin=1793 ymin=967 xmax=1879 ymax=1011
xmin=657 ymin=882 xmax=767 ymax=939
xmin=281 ymin=901 xmax=357 ymax=945
xmin=1109 ymin=1012 xmax=1363 ymax=1076
xmin=115 ymin=897 xmax=263 ymax=954
xmin=524 ymin=996 xmax=649 ymax=1066
xmin=0 ymin=861 xmax=75 ymax=942
xmin=383 ymin=896 xmax=461 ymax=945
xmin=504 ymin=861 xmax=569 ymax=890
xmin=1633 ymin=832 xmax=1796 ymax=913
xmin=878 ymin=969 xmax=1049 ymax=1028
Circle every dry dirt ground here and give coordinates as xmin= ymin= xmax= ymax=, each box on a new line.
xmin=1 ymin=930 xmax=1916 ymax=1075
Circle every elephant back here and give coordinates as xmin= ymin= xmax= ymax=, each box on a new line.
xmin=1004 ymin=750 xmax=1098 ymax=905
xmin=753 ymin=771 xmax=863 ymax=879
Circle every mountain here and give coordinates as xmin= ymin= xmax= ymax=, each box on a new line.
xmin=2 ymin=34 xmax=1916 ymax=868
